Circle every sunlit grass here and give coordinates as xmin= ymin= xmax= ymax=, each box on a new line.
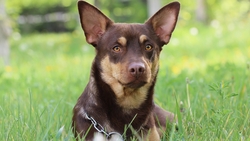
xmin=0 ymin=23 xmax=249 ymax=140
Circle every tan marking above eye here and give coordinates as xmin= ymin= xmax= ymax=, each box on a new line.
xmin=139 ymin=35 xmax=148 ymax=43
xmin=117 ymin=37 xmax=127 ymax=47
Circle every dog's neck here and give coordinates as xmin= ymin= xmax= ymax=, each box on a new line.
xmin=91 ymin=61 xmax=156 ymax=113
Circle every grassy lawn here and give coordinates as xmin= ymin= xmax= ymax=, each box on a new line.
xmin=0 ymin=23 xmax=249 ymax=140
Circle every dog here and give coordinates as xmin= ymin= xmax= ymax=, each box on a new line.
xmin=72 ymin=1 xmax=180 ymax=140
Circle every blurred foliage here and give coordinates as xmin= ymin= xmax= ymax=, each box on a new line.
xmin=5 ymin=0 xmax=250 ymax=33
xmin=6 ymin=0 xmax=75 ymax=15
xmin=163 ymin=0 xmax=250 ymax=24
xmin=96 ymin=0 xmax=147 ymax=23
xmin=6 ymin=0 xmax=77 ymax=33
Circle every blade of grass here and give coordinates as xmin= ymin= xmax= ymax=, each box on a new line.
xmin=175 ymin=94 xmax=185 ymax=140
xmin=186 ymin=77 xmax=193 ymax=120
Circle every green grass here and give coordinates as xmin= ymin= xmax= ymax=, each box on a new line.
xmin=0 ymin=22 xmax=249 ymax=140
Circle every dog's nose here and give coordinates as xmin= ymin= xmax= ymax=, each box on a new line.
xmin=129 ymin=62 xmax=145 ymax=77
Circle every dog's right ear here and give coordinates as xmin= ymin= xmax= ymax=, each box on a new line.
xmin=145 ymin=2 xmax=180 ymax=45
xmin=78 ymin=0 xmax=113 ymax=46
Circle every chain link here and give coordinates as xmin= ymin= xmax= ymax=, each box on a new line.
xmin=85 ymin=113 xmax=124 ymax=140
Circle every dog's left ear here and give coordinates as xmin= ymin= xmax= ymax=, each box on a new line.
xmin=145 ymin=2 xmax=180 ymax=45
xmin=78 ymin=0 xmax=113 ymax=46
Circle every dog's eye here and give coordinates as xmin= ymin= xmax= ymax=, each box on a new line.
xmin=113 ymin=46 xmax=121 ymax=52
xmin=145 ymin=44 xmax=153 ymax=51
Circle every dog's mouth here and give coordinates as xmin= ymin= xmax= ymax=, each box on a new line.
xmin=121 ymin=80 xmax=147 ymax=89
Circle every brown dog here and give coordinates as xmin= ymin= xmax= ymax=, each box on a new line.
xmin=72 ymin=1 xmax=180 ymax=140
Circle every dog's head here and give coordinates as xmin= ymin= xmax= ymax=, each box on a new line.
xmin=78 ymin=1 xmax=180 ymax=107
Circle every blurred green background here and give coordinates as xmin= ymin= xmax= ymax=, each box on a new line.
xmin=4 ymin=0 xmax=250 ymax=33
xmin=0 ymin=0 xmax=250 ymax=140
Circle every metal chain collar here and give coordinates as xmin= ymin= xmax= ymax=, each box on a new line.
xmin=85 ymin=113 xmax=124 ymax=141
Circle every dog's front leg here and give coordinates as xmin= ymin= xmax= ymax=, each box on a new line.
xmin=153 ymin=104 xmax=175 ymax=136
xmin=147 ymin=125 xmax=161 ymax=141
xmin=141 ymin=114 xmax=161 ymax=141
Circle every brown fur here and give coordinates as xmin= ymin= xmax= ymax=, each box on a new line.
xmin=72 ymin=1 xmax=180 ymax=140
